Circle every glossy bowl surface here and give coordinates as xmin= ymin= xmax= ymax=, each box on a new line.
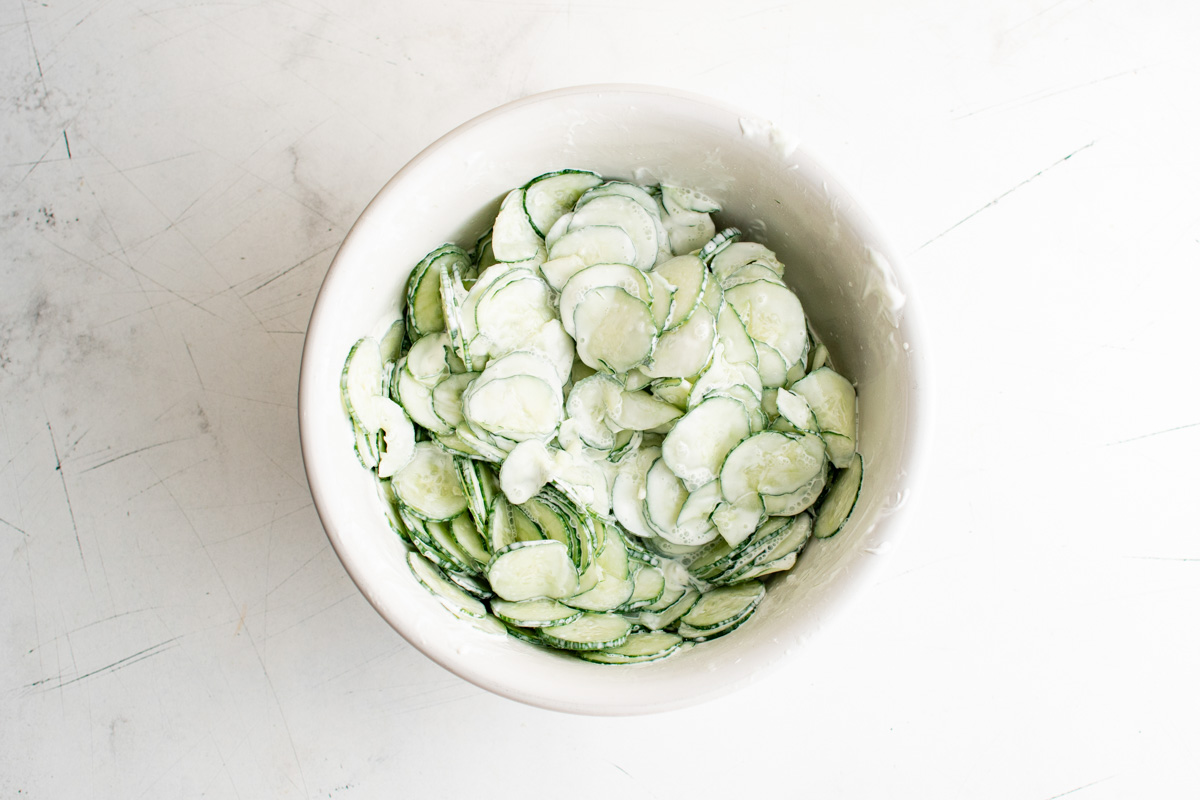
xmin=299 ymin=84 xmax=930 ymax=715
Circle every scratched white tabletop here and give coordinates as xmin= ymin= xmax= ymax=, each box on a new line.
xmin=4 ymin=1 xmax=1199 ymax=797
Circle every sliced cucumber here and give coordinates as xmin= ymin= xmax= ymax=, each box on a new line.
xmin=813 ymin=452 xmax=863 ymax=539
xmin=392 ymin=442 xmax=468 ymax=520
xmin=487 ymin=539 xmax=578 ymax=601
xmin=548 ymin=225 xmax=637 ymax=268
xmin=490 ymin=597 xmax=583 ymax=628
xmin=644 ymin=457 xmax=689 ymax=539
xmin=642 ymin=305 xmax=716 ymax=379
xmin=638 ymin=587 xmax=699 ymax=631
xmin=342 ymin=337 xmax=386 ymax=430
xmin=679 ymin=581 xmax=765 ymax=631
xmin=578 ymin=631 xmax=682 ymax=664
xmin=462 ymin=374 xmax=562 ymax=443
xmin=661 ymin=396 xmax=750 ymax=491
xmin=652 ymin=254 xmax=707 ymax=330
xmin=720 ymin=430 xmax=826 ymax=503
xmin=492 ymin=188 xmax=546 ymax=263
xmin=523 ymin=169 xmax=603 ymax=237
xmin=791 ymin=366 xmax=857 ymax=468
xmin=606 ymin=389 xmax=682 ymax=432
xmin=573 ymin=287 xmax=657 ymax=373
xmin=539 ymin=613 xmax=632 ymax=651
xmin=723 ymin=280 xmax=808 ymax=366
xmin=709 ymin=242 xmax=784 ymax=283
xmin=569 ymin=195 xmax=661 ymax=272
xmin=559 ymin=263 xmax=652 ymax=338
xmin=408 ymin=551 xmax=487 ymax=619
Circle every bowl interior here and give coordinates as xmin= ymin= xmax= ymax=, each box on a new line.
xmin=299 ymin=86 xmax=926 ymax=715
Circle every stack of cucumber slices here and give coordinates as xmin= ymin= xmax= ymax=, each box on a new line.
xmin=340 ymin=169 xmax=864 ymax=664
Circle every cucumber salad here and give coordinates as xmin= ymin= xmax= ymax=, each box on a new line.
xmin=340 ymin=169 xmax=863 ymax=664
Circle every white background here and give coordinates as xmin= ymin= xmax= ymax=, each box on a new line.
xmin=3 ymin=0 xmax=1199 ymax=797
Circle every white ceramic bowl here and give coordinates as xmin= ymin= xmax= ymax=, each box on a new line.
xmin=299 ymin=85 xmax=930 ymax=715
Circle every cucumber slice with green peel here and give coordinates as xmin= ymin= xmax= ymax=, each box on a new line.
xmin=775 ymin=387 xmax=821 ymax=433
xmin=660 ymin=202 xmax=716 ymax=257
xmin=756 ymin=512 xmax=812 ymax=564
xmin=720 ymin=430 xmax=826 ymax=503
xmin=754 ymin=341 xmax=789 ymax=388
xmin=808 ymin=342 xmax=830 ymax=372
xmin=619 ymin=563 xmax=667 ymax=610
xmin=642 ymin=304 xmax=716 ymax=379
xmin=439 ymin=263 xmax=471 ymax=370
xmin=523 ymin=169 xmax=603 ymax=237
xmin=408 ymin=551 xmax=488 ymax=619
xmin=715 ymin=301 xmax=758 ymax=367
xmin=352 ymin=418 xmax=378 ymax=470
xmin=473 ymin=349 xmax=563 ymax=394
xmin=548 ymin=225 xmax=637 ymax=269
xmin=698 ymin=227 xmax=742 ymax=263
xmin=392 ymin=442 xmax=469 ymax=521
xmin=676 ymin=612 xmax=752 ymax=642
xmin=449 ymin=505 xmax=491 ymax=564
xmin=607 ymin=389 xmax=682 ymax=432
xmin=679 ymin=581 xmax=765 ymax=631
xmin=559 ymin=263 xmax=652 ymax=338
xmin=652 ymin=254 xmax=707 ymax=330
xmin=721 ymin=262 xmax=787 ymax=290
xmin=378 ymin=320 xmax=405 ymax=363
xmin=762 ymin=469 xmax=826 ymax=516
xmin=573 ymin=287 xmax=657 ymax=373
xmin=539 ymin=254 xmax=590 ymax=292
xmin=645 ymin=270 xmax=676 ymax=331
xmin=369 ymin=396 xmax=417 ymax=478
xmin=650 ymin=377 xmax=692 ymax=409
xmin=577 ymin=181 xmax=660 ymax=215
xmin=342 ymin=337 xmax=386 ymax=430
xmin=644 ymin=457 xmax=688 ymax=539
xmin=520 ymin=495 xmax=576 ymax=562
xmin=498 ymin=439 xmax=555 ymax=505
xmin=565 ymin=571 xmax=634 ymax=612
xmin=662 ymin=396 xmax=750 ymax=491
xmin=405 ymin=332 xmax=454 ymax=386
xmin=791 ymin=366 xmax=857 ymax=468
xmin=723 ymin=280 xmax=809 ymax=366
xmin=661 ymin=184 xmax=720 ymax=215
xmin=490 ymin=598 xmax=584 ymax=628
xmin=539 ymin=613 xmax=632 ymax=651
xmin=578 ymin=631 xmax=682 ymax=664
xmin=423 ymin=517 xmax=478 ymax=575
xmin=709 ymin=242 xmax=784 ymax=283
xmin=639 ymin=587 xmax=699 ymax=631
xmin=569 ymin=195 xmax=661 ymax=272
xmin=668 ymin=480 xmax=722 ymax=546
xmin=452 ymin=426 xmax=509 ymax=463
xmin=611 ymin=446 xmax=662 ymax=539
xmin=565 ymin=374 xmax=622 ymax=449
xmin=643 ymin=578 xmax=687 ymax=613
xmin=405 ymin=245 xmax=459 ymax=339
xmin=445 ymin=570 xmax=493 ymax=600
xmin=396 ymin=364 xmax=453 ymax=435
xmin=473 ymin=274 xmax=557 ymax=360
xmin=462 ymin=374 xmax=562 ymax=443
xmin=822 ymin=431 xmax=856 ymax=470
xmin=711 ymin=493 xmax=765 ymax=547
xmin=487 ymin=539 xmax=578 ymax=601
xmin=736 ymin=552 xmax=798 ymax=581
xmin=492 ymin=188 xmax=546 ymax=263
xmin=431 ymin=372 xmax=477 ymax=429
xmin=814 ymin=453 xmax=863 ymax=539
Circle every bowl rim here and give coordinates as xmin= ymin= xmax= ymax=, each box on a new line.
xmin=298 ymin=83 xmax=933 ymax=714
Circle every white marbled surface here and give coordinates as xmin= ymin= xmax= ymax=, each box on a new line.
xmin=3 ymin=0 xmax=1199 ymax=797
